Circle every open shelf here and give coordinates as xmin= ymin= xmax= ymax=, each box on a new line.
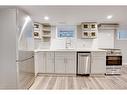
xmin=42 ymin=23 xmax=51 ymax=42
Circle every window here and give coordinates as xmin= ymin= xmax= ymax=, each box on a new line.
xmin=117 ymin=31 xmax=127 ymax=40
xmin=57 ymin=25 xmax=75 ymax=38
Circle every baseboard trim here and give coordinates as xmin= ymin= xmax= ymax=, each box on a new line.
xmin=37 ymin=73 xmax=76 ymax=77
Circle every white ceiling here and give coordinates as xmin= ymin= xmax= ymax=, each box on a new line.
xmin=19 ymin=6 xmax=127 ymax=29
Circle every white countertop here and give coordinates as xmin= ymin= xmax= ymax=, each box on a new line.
xmin=34 ymin=48 xmax=106 ymax=52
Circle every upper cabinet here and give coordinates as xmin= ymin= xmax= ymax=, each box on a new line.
xmin=81 ymin=22 xmax=98 ymax=39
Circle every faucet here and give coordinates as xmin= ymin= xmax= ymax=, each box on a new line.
xmin=65 ymin=37 xmax=71 ymax=49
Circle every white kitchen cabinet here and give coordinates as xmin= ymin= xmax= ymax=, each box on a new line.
xmin=55 ymin=52 xmax=76 ymax=74
xmin=35 ymin=51 xmax=76 ymax=75
xmin=46 ymin=52 xmax=55 ymax=73
xmin=91 ymin=51 xmax=106 ymax=74
xmin=38 ymin=52 xmax=46 ymax=73
xmin=35 ymin=51 xmax=55 ymax=74
xmin=34 ymin=52 xmax=39 ymax=76
xmin=54 ymin=53 xmax=66 ymax=73
xmin=65 ymin=53 xmax=76 ymax=74
xmin=34 ymin=52 xmax=45 ymax=73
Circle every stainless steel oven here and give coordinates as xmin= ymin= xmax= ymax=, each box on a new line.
xmin=106 ymin=55 xmax=122 ymax=75
xmin=99 ymin=48 xmax=122 ymax=75
xmin=106 ymin=56 xmax=122 ymax=66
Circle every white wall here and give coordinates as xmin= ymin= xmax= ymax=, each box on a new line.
xmin=36 ymin=25 xmax=115 ymax=50
xmin=98 ymin=29 xmax=115 ymax=48
xmin=49 ymin=25 xmax=98 ymax=49
xmin=115 ymin=29 xmax=127 ymax=64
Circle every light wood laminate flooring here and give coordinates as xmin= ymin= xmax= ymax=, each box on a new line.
xmin=30 ymin=65 xmax=127 ymax=90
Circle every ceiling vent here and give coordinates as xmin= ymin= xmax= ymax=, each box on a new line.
xmin=98 ymin=23 xmax=119 ymax=30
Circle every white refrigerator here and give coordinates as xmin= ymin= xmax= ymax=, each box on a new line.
xmin=0 ymin=8 xmax=35 ymax=89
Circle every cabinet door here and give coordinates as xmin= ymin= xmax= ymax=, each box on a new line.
xmin=34 ymin=52 xmax=38 ymax=76
xmin=55 ymin=52 xmax=76 ymax=74
xmin=65 ymin=52 xmax=76 ymax=74
xmin=37 ymin=52 xmax=46 ymax=73
xmin=37 ymin=51 xmax=55 ymax=73
xmin=55 ymin=52 xmax=66 ymax=74
xmin=46 ymin=52 xmax=55 ymax=73
xmin=91 ymin=51 xmax=106 ymax=74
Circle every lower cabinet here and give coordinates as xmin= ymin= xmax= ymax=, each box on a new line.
xmin=35 ymin=51 xmax=106 ymax=75
xmin=36 ymin=51 xmax=55 ymax=73
xmin=46 ymin=52 xmax=55 ymax=73
xmin=65 ymin=53 xmax=76 ymax=74
xmin=55 ymin=52 xmax=76 ymax=74
xmin=91 ymin=51 xmax=106 ymax=74
xmin=35 ymin=51 xmax=76 ymax=74
xmin=54 ymin=52 xmax=65 ymax=73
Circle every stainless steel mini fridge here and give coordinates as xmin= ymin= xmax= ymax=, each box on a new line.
xmin=77 ymin=52 xmax=91 ymax=76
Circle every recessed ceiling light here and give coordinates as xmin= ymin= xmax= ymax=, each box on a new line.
xmin=107 ymin=15 xmax=113 ymax=19
xmin=44 ymin=16 xmax=49 ymax=20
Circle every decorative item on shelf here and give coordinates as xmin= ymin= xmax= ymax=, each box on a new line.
xmin=81 ymin=22 xmax=97 ymax=39
xmin=33 ymin=23 xmax=42 ymax=39
xmin=34 ymin=23 xmax=40 ymax=31
xmin=33 ymin=32 xmax=40 ymax=38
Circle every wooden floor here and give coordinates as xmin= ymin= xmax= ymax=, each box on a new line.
xmin=30 ymin=65 xmax=127 ymax=90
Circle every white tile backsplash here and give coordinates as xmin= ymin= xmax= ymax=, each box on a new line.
xmin=35 ymin=25 xmax=112 ymax=50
